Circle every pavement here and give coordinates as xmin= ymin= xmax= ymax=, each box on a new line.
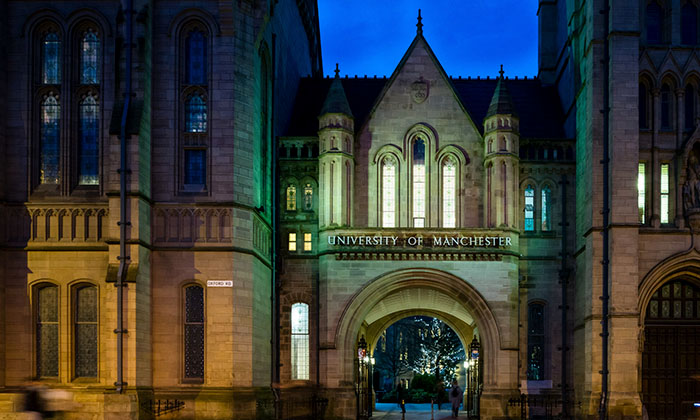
xmin=372 ymin=403 xmax=469 ymax=419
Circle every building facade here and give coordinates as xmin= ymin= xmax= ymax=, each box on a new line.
xmin=0 ymin=0 xmax=699 ymax=419
xmin=0 ymin=0 xmax=320 ymax=418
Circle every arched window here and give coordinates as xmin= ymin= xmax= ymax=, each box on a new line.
xmin=524 ymin=185 xmax=535 ymax=232
xmin=185 ymin=94 xmax=207 ymax=133
xmin=527 ymin=303 xmax=545 ymax=380
xmin=541 ymin=185 xmax=552 ymax=231
xmin=41 ymin=93 xmax=61 ymax=185
xmin=42 ymin=32 xmax=61 ymax=84
xmin=382 ymin=156 xmax=396 ymax=228
xmin=640 ymin=83 xmax=649 ymax=129
xmin=184 ymin=285 xmax=204 ymax=380
xmin=286 ymin=185 xmax=297 ymax=211
xmin=303 ymin=183 xmax=313 ymax=211
xmin=36 ymin=284 xmax=59 ymax=377
xmin=180 ymin=24 xmax=210 ymax=193
xmin=80 ymin=30 xmax=99 ymax=84
xmin=79 ymin=93 xmax=99 ymax=185
xmin=646 ymin=2 xmax=664 ymax=44
xmin=442 ymin=156 xmax=457 ymax=228
xmin=686 ymin=84 xmax=697 ymax=131
xmin=186 ymin=29 xmax=207 ymax=85
xmin=291 ymin=303 xmax=309 ymax=380
xmin=682 ymin=2 xmax=699 ymax=45
xmin=661 ymin=83 xmax=672 ymax=129
xmin=74 ymin=285 xmax=98 ymax=377
xmin=412 ymin=138 xmax=426 ymax=227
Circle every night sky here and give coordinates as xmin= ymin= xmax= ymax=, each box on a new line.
xmin=318 ymin=1 xmax=539 ymax=79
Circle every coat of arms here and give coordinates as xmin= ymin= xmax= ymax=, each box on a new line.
xmin=411 ymin=77 xmax=429 ymax=103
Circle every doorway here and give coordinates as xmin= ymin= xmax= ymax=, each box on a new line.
xmin=641 ymin=280 xmax=700 ymax=419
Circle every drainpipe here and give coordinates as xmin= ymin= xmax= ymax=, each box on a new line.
xmin=599 ymin=0 xmax=611 ymax=418
xmin=271 ymin=32 xmax=281 ymax=399
xmin=116 ymin=0 xmax=133 ymax=394
xmin=559 ymin=174 xmax=569 ymax=418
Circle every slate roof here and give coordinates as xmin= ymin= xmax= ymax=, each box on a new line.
xmin=285 ymin=76 xmax=566 ymax=140
xmin=485 ymin=76 xmax=518 ymax=119
xmin=319 ymin=75 xmax=354 ymax=117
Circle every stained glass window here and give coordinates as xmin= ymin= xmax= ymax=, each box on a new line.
xmin=186 ymin=30 xmax=207 ymax=85
xmin=412 ymin=138 xmax=426 ymax=227
xmin=303 ymin=184 xmax=313 ymax=211
xmin=37 ymin=285 xmax=59 ymax=377
xmin=660 ymin=163 xmax=669 ymax=224
xmin=524 ymin=185 xmax=534 ymax=232
xmin=184 ymin=149 xmax=206 ymax=186
xmin=42 ymin=32 xmax=61 ymax=84
xmin=647 ymin=281 xmax=700 ymax=320
xmin=41 ymin=94 xmax=60 ymax=184
xmin=639 ymin=163 xmax=646 ymax=223
xmin=80 ymin=30 xmax=99 ymax=84
xmin=442 ymin=157 xmax=456 ymax=228
xmin=286 ymin=185 xmax=297 ymax=211
xmin=185 ymin=94 xmax=207 ymax=133
xmin=184 ymin=285 xmax=204 ymax=380
xmin=527 ymin=303 xmax=545 ymax=380
xmin=291 ymin=303 xmax=309 ymax=380
xmin=382 ymin=157 xmax=396 ymax=228
xmin=79 ymin=94 xmax=99 ymax=185
xmin=646 ymin=2 xmax=663 ymax=44
xmin=682 ymin=3 xmax=698 ymax=45
xmin=75 ymin=285 xmax=98 ymax=377
xmin=541 ymin=186 xmax=552 ymax=231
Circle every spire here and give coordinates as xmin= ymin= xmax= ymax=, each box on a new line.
xmin=416 ymin=9 xmax=423 ymax=35
xmin=320 ymin=65 xmax=353 ymax=117
xmin=486 ymin=65 xmax=518 ymax=118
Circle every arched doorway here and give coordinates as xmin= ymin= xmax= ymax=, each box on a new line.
xmin=334 ymin=268 xmax=509 ymax=419
xmin=642 ymin=279 xmax=700 ymax=419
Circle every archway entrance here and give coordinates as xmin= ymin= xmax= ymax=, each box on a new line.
xmin=642 ymin=279 xmax=700 ymax=419
xmin=335 ymin=269 xmax=502 ymax=420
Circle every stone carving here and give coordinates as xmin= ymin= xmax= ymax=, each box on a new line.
xmin=683 ymin=144 xmax=700 ymax=230
xmin=411 ymin=77 xmax=429 ymax=103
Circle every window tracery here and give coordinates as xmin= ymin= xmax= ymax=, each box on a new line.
xmin=381 ymin=156 xmax=397 ymax=228
xmin=541 ymin=185 xmax=552 ymax=231
xmin=524 ymin=185 xmax=534 ymax=232
xmin=36 ymin=284 xmax=59 ymax=378
xmin=291 ymin=303 xmax=309 ymax=380
xmin=442 ymin=156 xmax=457 ymax=228
xmin=184 ymin=285 xmax=204 ymax=380
xmin=74 ymin=284 xmax=98 ymax=377
xmin=412 ymin=138 xmax=426 ymax=227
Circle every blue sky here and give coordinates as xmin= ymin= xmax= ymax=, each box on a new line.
xmin=318 ymin=1 xmax=539 ymax=79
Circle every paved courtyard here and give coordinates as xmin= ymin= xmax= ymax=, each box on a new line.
xmin=372 ymin=403 xmax=469 ymax=419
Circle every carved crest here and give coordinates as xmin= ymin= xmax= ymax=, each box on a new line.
xmin=411 ymin=78 xmax=429 ymax=103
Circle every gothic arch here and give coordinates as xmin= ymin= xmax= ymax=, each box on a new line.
xmin=335 ymin=268 xmax=502 ymax=386
xmin=167 ymin=8 xmax=221 ymax=38
xmin=638 ymin=248 xmax=700 ymax=325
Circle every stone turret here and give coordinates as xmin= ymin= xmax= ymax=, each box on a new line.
xmin=483 ymin=66 xmax=520 ymax=228
xmin=318 ymin=64 xmax=354 ymax=228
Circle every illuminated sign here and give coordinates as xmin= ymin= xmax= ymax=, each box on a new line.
xmin=327 ymin=234 xmax=512 ymax=248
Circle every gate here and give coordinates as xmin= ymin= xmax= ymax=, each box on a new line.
xmin=642 ymin=280 xmax=700 ymax=420
xmin=465 ymin=336 xmax=483 ymax=419
xmin=355 ymin=336 xmax=373 ymax=420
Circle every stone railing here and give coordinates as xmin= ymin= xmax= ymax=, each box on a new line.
xmin=2 ymin=204 xmax=109 ymax=245
xmin=152 ymin=206 xmax=232 ymax=245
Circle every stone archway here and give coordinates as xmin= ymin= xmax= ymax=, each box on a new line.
xmin=332 ymin=268 xmax=514 ymax=419
xmin=639 ymin=252 xmax=700 ymax=420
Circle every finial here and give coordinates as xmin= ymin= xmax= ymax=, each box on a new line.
xmin=499 ymin=64 xmax=504 ymax=79
xmin=417 ymin=9 xmax=423 ymax=35
xmin=334 ymin=63 xmax=340 ymax=78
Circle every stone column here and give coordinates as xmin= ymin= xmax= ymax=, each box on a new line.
xmin=651 ymin=88 xmax=661 ymax=227
xmin=676 ymin=88 xmax=686 ymax=227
